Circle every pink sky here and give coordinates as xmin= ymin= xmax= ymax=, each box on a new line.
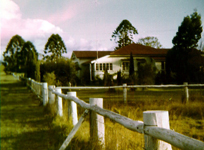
xmin=1 ymin=0 xmax=204 ymax=60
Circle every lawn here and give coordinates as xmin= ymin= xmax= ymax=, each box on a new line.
xmin=1 ymin=63 xmax=204 ymax=149
xmin=0 ymin=65 xmax=65 ymax=150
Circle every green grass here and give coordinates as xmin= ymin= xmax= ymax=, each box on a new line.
xmin=0 ymin=65 xmax=64 ymax=149
xmin=1 ymin=63 xmax=204 ymax=149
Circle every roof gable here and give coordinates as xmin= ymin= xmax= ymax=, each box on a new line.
xmin=110 ymin=43 xmax=170 ymax=56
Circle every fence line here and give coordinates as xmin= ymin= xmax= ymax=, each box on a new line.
xmin=57 ymin=82 xmax=204 ymax=104
xmin=50 ymin=88 xmax=204 ymax=150
xmin=17 ymin=75 xmax=204 ymax=150
xmin=57 ymin=83 xmax=204 ymax=89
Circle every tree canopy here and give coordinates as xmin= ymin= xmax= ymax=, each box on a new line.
xmin=111 ymin=19 xmax=138 ymax=50
xmin=172 ymin=11 xmax=202 ymax=50
xmin=3 ymin=35 xmax=25 ymax=72
xmin=44 ymin=34 xmax=67 ymax=61
xmin=137 ymin=36 xmax=162 ymax=49
xmin=20 ymin=41 xmax=38 ymax=78
xmin=166 ymin=11 xmax=203 ymax=83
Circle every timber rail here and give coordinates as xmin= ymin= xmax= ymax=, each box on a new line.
xmin=18 ymin=75 xmax=204 ymax=150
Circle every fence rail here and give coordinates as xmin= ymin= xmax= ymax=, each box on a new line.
xmin=58 ymin=82 xmax=204 ymax=104
xmin=18 ymin=75 xmax=204 ymax=150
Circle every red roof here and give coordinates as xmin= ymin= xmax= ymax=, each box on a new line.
xmin=110 ymin=43 xmax=170 ymax=56
xmin=73 ymin=51 xmax=112 ymax=58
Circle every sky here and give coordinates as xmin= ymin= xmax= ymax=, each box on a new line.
xmin=1 ymin=0 xmax=204 ymax=60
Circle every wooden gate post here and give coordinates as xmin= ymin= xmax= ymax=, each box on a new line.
xmin=123 ymin=83 xmax=127 ymax=103
xmin=183 ymin=82 xmax=189 ymax=103
xmin=42 ymin=82 xmax=48 ymax=106
xmin=48 ymin=85 xmax=55 ymax=104
xmin=56 ymin=88 xmax=63 ymax=117
xmin=31 ymin=79 xmax=34 ymax=91
xmin=27 ymin=78 xmax=31 ymax=87
xmin=89 ymin=98 xmax=105 ymax=148
xmin=67 ymin=92 xmax=78 ymax=126
xmin=143 ymin=111 xmax=172 ymax=150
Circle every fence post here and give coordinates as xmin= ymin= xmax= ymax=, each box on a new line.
xmin=89 ymin=98 xmax=105 ymax=148
xmin=42 ymin=82 xmax=48 ymax=106
xmin=31 ymin=79 xmax=34 ymax=91
xmin=48 ymin=85 xmax=55 ymax=104
xmin=123 ymin=83 xmax=127 ymax=103
xmin=67 ymin=92 xmax=78 ymax=126
xmin=27 ymin=78 xmax=31 ymax=87
xmin=183 ymin=82 xmax=189 ymax=103
xmin=56 ymin=88 xmax=63 ymax=117
xmin=38 ymin=83 xmax=41 ymax=98
xmin=143 ymin=111 xmax=172 ymax=150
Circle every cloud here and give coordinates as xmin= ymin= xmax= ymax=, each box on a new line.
xmin=0 ymin=0 xmax=21 ymax=20
xmin=0 ymin=0 xmax=110 ymax=60
xmin=0 ymin=0 xmax=63 ymax=59
xmin=47 ymin=0 xmax=94 ymax=24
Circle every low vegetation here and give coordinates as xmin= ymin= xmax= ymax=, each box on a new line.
xmin=47 ymin=87 xmax=204 ymax=150
xmin=1 ymin=64 xmax=203 ymax=150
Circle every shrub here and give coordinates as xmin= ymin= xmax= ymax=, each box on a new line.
xmin=137 ymin=63 xmax=156 ymax=85
xmin=43 ymin=72 xmax=56 ymax=85
xmin=40 ymin=58 xmax=77 ymax=86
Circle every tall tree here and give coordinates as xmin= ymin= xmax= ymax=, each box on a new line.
xmin=111 ymin=19 xmax=138 ymax=50
xmin=137 ymin=36 xmax=162 ymax=48
xmin=166 ymin=11 xmax=203 ymax=83
xmin=20 ymin=41 xmax=38 ymax=78
xmin=3 ymin=35 xmax=25 ymax=72
xmin=44 ymin=34 xmax=67 ymax=61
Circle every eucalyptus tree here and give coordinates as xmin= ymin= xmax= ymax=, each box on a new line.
xmin=166 ymin=11 xmax=203 ymax=83
xmin=111 ymin=19 xmax=138 ymax=50
xmin=3 ymin=35 xmax=25 ymax=72
xmin=20 ymin=41 xmax=38 ymax=78
xmin=44 ymin=34 xmax=67 ymax=61
xmin=137 ymin=36 xmax=162 ymax=48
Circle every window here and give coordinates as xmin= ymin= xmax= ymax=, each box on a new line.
xmin=100 ymin=63 xmax=102 ymax=70
xmin=97 ymin=63 xmax=112 ymax=71
xmin=106 ymin=63 xmax=109 ymax=70
xmin=122 ymin=62 xmax=129 ymax=70
xmin=103 ymin=63 xmax=106 ymax=70
xmin=110 ymin=63 xmax=113 ymax=70
xmin=96 ymin=64 xmax=99 ymax=70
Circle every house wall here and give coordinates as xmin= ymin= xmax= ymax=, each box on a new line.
xmin=92 ymin=56 xmax=155 ymax=80
xmin=155 ymin=61 xmax=165 ymax=72
xmin=72 ymin=56 xmax=94 ymax=78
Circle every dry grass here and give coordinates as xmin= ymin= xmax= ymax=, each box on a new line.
xmin=1 ymin=63 xmax=203 ymax=149
xmin=46 ymin=87 xmax=204 ymax=150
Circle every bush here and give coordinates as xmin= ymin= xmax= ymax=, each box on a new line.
xmin=40 ymin=58 xmax=77 ymax=86
xmin=137 ymin=63 xmax=156 ymax=85
xmin=43 ymin=72 xmax=56 ymax=85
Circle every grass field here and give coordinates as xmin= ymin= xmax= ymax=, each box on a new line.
xmin=63 ymin=88 xmax=204 ymax=150
xmin=0 ymin=65 xmax=65 ymax=149
xmin=1 ymin=63 xmax=204 ymax=149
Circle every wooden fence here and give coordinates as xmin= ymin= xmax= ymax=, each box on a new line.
xmin=20 ymin=76 xmax=204 ymax=150
xmin=57 ymin=82 xmax=204 ymax=103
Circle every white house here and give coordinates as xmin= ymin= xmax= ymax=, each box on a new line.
xmin=71 ymin=51 xmax=112 ymax=77
xmin=71 ymin=44 xmax=170 ymax=80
